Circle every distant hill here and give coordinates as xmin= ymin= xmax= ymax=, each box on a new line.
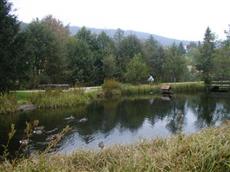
xmin=20 ymin=23 xmax=192 ymax=46
xmin=69 ymin=26 xmax=192 ymax=46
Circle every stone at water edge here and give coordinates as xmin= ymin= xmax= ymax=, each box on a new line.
xmin=17 ymin=104 xmax=36 ymax=112
xmin=79 ymin=117 xmax=88 ymax=123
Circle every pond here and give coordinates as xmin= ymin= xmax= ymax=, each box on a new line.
xmin=0 ymin=93 xmax=230 ymax=156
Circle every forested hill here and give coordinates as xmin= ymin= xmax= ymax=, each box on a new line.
xmin=20 ymin=22 xmax=192 ymax=46
xmin=69 ymin=26 xmax=191 ymax=46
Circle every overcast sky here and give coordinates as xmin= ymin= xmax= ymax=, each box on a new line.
xmin=10 ymin=0 xmax=230 ymax=41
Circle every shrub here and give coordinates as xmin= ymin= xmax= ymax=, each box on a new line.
xmin=102 ymin=79 xmax=121 ymax=98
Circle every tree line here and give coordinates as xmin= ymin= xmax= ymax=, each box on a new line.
xmin=1 ymin=0 xmax=230 ymax=92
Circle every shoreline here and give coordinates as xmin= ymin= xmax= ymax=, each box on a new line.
xmin=1 ymin=82 xmax=205 ymax=114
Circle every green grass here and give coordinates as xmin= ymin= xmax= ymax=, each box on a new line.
xmin=0 ymin=82 xmax=205 ymax=114
xmin=169 ymin=81 xmax=205 ymax=93
xmin=30 ymin=89 xmax=97 ymax=109
xmin=1 ymin=122 xmax=230 ymax=171
xmin=14 ymin=91 xmax=32 ymax=104
xmin=120 ymin=84 xmax=161 ymax=95
xmin=120 ymin=81 xmax=205 ymax=96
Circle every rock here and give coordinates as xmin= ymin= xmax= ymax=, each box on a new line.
xmin=46 ymin=128 xmax=58 ymax=134
xmin=17 ymin=104 xmax=36 ymax=112
xmin=98 ymin=141 xmax=104 ymax=149
xmin=33 ymin=130 xmax=43 ymax=135
xmin=79 ymin=117 xmax=88 ymax=123
xmin=34 ymin=126 xmax=45 ymax=130
xmin=19 ymin=139 xmax=29 ymax=146
xmin=161 ymin=95 xmax=171 ymax=101
xmin=65 ymin=115 xmax=75 ymax=120
xmin=46 ymin=134 xmax=58 ymax=141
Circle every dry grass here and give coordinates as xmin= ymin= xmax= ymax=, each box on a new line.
xmin=0 ymin=94 xmax=17 ymax=114
xmin=1 ymin=122 xmax=230 ymax=172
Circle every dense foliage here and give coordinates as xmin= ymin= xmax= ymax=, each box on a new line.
xmin=0 ymin=0 xmax=20 ymax=92
xmin=1 ymin=0 xmax=230 ymax=92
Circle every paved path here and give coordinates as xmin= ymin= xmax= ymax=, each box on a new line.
xmin=14 ymin=86 xmax=102 ymax=93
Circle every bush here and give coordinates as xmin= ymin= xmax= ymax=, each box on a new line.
xmin=102 ymin=79 xmax=121 ymax=98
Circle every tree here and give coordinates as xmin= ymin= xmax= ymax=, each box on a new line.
xmin=213 ymin=26 xmax=230 ymax=80
xmin=67 ymin=36 xmax=94 ymax=85
xmin=116 ymin=35 xmax=143 ymax=80
xmin=103 ymin=54 xmax=116 ymax=79
xmin=41 ymin=16 xmax=69 ymax=84
xmin=95 ymin=32 xmax=115 ymax=84
xmin=164 ymin=43 xmax=188 ymax=82
xmin=143 ymin=36 xmax=165 ymax=81
xmin=178 ymin=42 xmax=186 ymax=55
xmin=0 ymin=0 xmax=20 ymax=92
xmin=125 ymin=54 xmax=149 ymax=83
xmin=213 ymin=47 xmax=230 ymax=80
xmin=23 ymin=17 xmax=69 ymax=87
xmin=196 ymin=27 xmax=215 ymax=84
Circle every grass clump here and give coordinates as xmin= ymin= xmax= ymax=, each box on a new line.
xmin=1 ymin=122 xmax=230 ymax=171
xmin=0 ymin=94 xmax=17 ymax=114
xmin=14 ymin=91 xmax=32 ymax=104
xmin=30 ymin=89 xmax=96 ymax=109
xmin=102 ymin=79 xmax=121 ymax=98
xmin=121 ymin=84 xmax=160 ymax=96
xmin=170 ymin=81 xmax=205 ymax=93
xmin=120 ymin=82 xmax=205 ymax=96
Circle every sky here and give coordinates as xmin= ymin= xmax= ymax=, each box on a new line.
xmin=9 ymin=0 xmax=230 ymax=41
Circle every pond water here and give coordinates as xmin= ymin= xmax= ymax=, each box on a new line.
xmin=0 ymin=93 xmax=230 ymax=156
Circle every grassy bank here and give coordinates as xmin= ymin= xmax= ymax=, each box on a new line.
xmin=0 ymin=82 xmax=204 ymax=114
xmin=30 ymin=89 xmax=97 ymax=109
xmin=0 ymin=89 xmax=97 ymax=113
xmin=120 ymin=81 xmax=205 ymax=96
xmin=1 ymin=122 xmax=230 ymax=171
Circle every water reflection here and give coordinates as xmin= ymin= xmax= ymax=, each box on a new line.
xmin=0 ymin=93 xmax=230 ymax=155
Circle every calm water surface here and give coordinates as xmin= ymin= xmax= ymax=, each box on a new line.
xmin=0 ymin=93 xmax=230 ymax=156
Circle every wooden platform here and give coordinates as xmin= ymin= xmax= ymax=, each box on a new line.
xmin=160 ymin=84 xmax=172 ymax=94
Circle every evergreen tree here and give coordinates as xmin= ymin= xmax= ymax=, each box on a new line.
xmin=164 ymin=43 xmax=187 ymax=82
xmin=0 ymin=0 xmax=20 ymax=92
xmin=178 ymin=42 xmax=186 ymax=55
xmin=196 ymin=27 xmax=215 ymax=84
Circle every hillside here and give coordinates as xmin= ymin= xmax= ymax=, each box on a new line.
xmin=69 ymin=26 xmax=191 ymax=46
xmin=20 ymin=23 xmax=192 ymax=46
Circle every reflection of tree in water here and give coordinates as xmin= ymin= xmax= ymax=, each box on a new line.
xmin=2 ymin=94 xmax=230 ymax=155
xmin=165 ymin=96 xmax=186 ymax=134
xmin=116 ymin=99 xmax=150 ymax=132
xmin=187 ymin=93 xmax=230 ymax=128
xmin=196 ymin=94 xmax=216 ymax=128
xmin=77 ymin=97 xmax=175 ymax=138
